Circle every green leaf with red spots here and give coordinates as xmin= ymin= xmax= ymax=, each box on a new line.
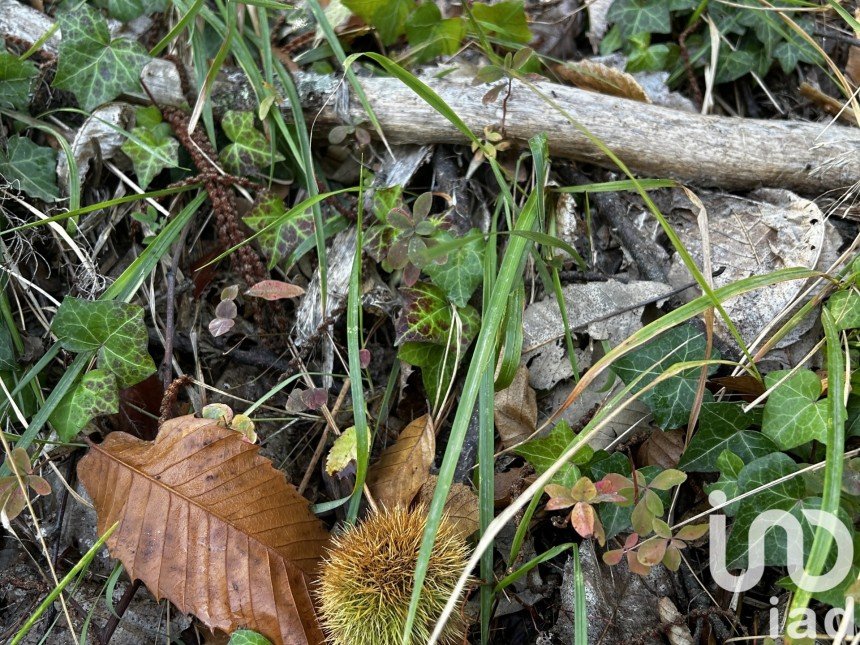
xmin=395 ymin=282 xmax=480 ymax=348
xmin=243 ymin=192 xmax=316 ymax=269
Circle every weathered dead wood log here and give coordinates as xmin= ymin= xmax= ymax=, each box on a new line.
xmin=3 ymin=0 xmax=859 ymax=194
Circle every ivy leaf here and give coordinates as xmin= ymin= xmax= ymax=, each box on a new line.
xmin=121 ymin=107 xmax=179 ymax=189
xmin=471 ymin=0 xmax=532 ymax=43
xmin=626 ymin=43 xmax=671 ymax=73
xmin=0 ymin=51 xmax=38 ymax=110
xmin=228 ymin=630 xmax=273 ymax=645
xmin=219 ymin=111 xmax=284 ymax=175
xmin=423 ymin=231 xmax=484 ymax=307
xmin=0 ymin=136 xmax=59 ymax=202
xmin=725 ymin=452 xmax=811 ymax=568
xmin=612 ymin=323 xmax=716 ymax=430
xmin=827 ymin=290 xmax=860 ymax=331
xmin=53 ymin=4 xmax=150 ymax=112
xmin=406 ymin=3 xmax=465 ymax=62
xmin=343 ymin=0 xmax=412 ymax=45
xmin=242 ymin=192 xmax=316 ymax=269
xmin=395 ymin=282 xmax=480 ymax=348
xmin=762 ymin=369 xmax=828 ymax=450
xmin=678 ymin=402 xmax=776 ymax=472
xmin=714 ymin=48 xmax=758 ymax=84
xmin=94 ymin=0 xmax=168 ymax=22
xmin=607 ymin=0 xmax=672 ymax=38
xmin=73 ymin=369 xmax=120 ymax=420
xmin=49 ymin=369 xmax=120 ymax=441
xmin=514 ymin=421 xmax=594 ymax=488
xmin=704 ymin=450 xmax=745 ymax=516
xmin=397 ymin=341 xmax=456 ymax=408
xmin=52 ymin=297 xmax=156 ymax=389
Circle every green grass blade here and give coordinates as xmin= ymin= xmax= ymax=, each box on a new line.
xmin=494 ymin=543 xmax=575 ymax=594
xmin=555 ymin=179 xmax=677 ymax=193
xmin=572 ymin=543 xmax=587 ymax=645
xmin=346 ymin=174 xmax=369 ymax=524
xmin=2 ymin=193 xmax=206 ymax=468
xmin=785 ymin=306 xmax=848 ymax=629
xmin=11 ymin=522 xmax=118 ymax=645
xmin=403 ymin=180 xmax=542 ymax=643
xmin=149 ymin=0 xmax=204 ymax=56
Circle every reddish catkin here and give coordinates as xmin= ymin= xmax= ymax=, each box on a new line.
xmin=160 ymin=105 xmax=287 ymax=342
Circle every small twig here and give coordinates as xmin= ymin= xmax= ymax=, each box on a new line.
xmin=298 ymin=378 xmax=351 ymax=495
xmin=679 ymin=17 xmax=704 ymax=110
xmin=97 ymin=579 xmax=141 ymax=645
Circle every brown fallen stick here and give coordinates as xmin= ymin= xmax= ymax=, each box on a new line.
xmin=3 ymin=0 xmax=859 ymax=193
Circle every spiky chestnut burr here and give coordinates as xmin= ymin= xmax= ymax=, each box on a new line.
xmin=317 ymin=506 xmax=470 ymax=645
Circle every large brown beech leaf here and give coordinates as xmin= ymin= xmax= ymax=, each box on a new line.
xmin=78 ymin=415 xmax=330 ymax=645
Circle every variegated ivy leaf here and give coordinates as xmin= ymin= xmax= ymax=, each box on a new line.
xmin=612 ymin=323 xmax=717 ymax=430
xmin=423 ymin=230 xmax=484 ymax=307
xmin=395 ymin=282 xmax=480 ymax=348
xmin=48 ymin=369 xmax=119 ymax=441
xmin=678 ymin=402 xmax=775 ymax=472
xmin=514 ymin=421 xmax=594 ymax=488
xmin=219 ymin=111 xmax=284 ymax=175
xmin=52 ymin=297 xmax=156 ymax=389
xmin=762 ymin=369 xmax=828 ymax=450
xmin=53 ymin=4 xmax=150 ymax=112
xmin=397 ymin=341 xmax=456 ymax=409
xmin=0 ymin=51 xmax=38 ymax=110
xmin=121 ymin=106 xmax=179 ymax=188
xmin=93 ymin=0 xmax=168 ymax=22
xmin=0 ymin=136 xmax=59 ymax=202
xmin=243 ymin=192 xmax=315 ymax=269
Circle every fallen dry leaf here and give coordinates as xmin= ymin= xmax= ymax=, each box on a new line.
xmin=367 ymin=414 xmax=434 ymax=510
xmin=637 ymin=428 xmax=685 ymax=469
xmin=554 ymin=60 xmax=649 ymax=103
xmin=494 ymin=366 xmax=537 ymax=448
xmin=77 ymin=415 xmax=330 ymax=645
xmin=246 ymin=280 xmax=306 ymax=300
xmin=418 ymin=476 xmax=479 ymax=541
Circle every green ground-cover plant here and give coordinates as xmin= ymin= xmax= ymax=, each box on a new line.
xmin=603 ymin=0 xmax=822 ymax=83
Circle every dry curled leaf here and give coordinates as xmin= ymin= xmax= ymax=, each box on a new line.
xmin=367 ymin=414 xmax=434 ymax=510
xmin=554 ymin=60 xmax=649 ymax=103
xmin=494 ymin=365 xmax=537 ymax=448
xmin=418 ymin=476 xmax=479 ymax=541
xmin=77 ymin=415 xmax=330 ymax=645
xmin=637 ymin=428 xmax=685 ymax=469
xmin=246 ymin=280 xmax=306 ymax=300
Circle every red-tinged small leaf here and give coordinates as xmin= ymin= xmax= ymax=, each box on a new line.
xmin=215 ymin=299 xmax=237 ymax=319
xmin=544 ymin=484 xmax=571 ymax=501
xmin=637 ymin=538 xmax=668 ymax=566
xmin=246 ymin=280 xmax=306 ymax=301
xmin=602 ymin=549 xmax=624 ymax=566
xmin=627 ymin=549 xmax=651 ymax=576
xmin=208 ymin=317 xmax=235 ymax=337
xmin=631 ymin=499 xmax=654 ymax=536
xmin=674 ymin=523 xmax=709 ymax=542
xmin=221 ymin=284 xmax=239 ymax=300
xmin=300 ymin=388 xmax=328 ymax=411
xmin=359 ymin=348 xmax=371 ymax=369
xmin=9 ymin=448 xmax=31 ymax=475
xmin=545 ymin=497 xmax=575 ymax=511
xmin=644 ymin=489 xmax=664 ymax=516
xmin=649 ymin=468 xmax=687 ymax=490
xmin=286 ymin=388 xmax=306 ymax=413
xmin=624 ymin=533 xmax=640 ymax=549
xmin=652 ymin=518 xmax=672 ymax=539
xmin=593 ymin=515 xmax=606 ymax=547
xmin=570 ymin=476 xmax=597 ymax=502
xmin=570 ymin=501 xmax=596 ymax=539
xmin=28 ymin=476 xmax=51 ymax=496
xmin=662 ymin=544 xmax=682 ymax=571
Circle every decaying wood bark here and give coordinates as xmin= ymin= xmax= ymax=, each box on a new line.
xmin=3 ymin=0 xmax=859 ymax=194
